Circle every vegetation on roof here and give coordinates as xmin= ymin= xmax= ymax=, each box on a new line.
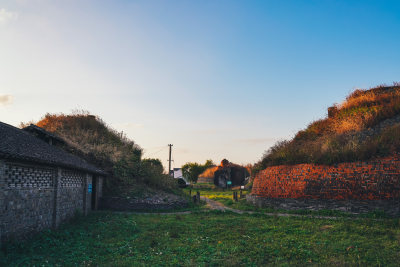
xmin=255 ymin=83 xmax=400 ymax=172
xmin=0 ymin=121 xmax=103 ymax=174
xmin=25 ymin=111 xmax=178 ymax=194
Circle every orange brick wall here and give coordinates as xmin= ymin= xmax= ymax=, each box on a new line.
xmin=252 ymin=154 xmax=400 ymax=200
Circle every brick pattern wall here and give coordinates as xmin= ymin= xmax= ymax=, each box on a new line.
xmin=60 ymin=170 xmax=83 ymax=187
xmin=1 ymin=160 xmax=100 ymax=243
xmin=57 ymin=170 xmax=85 ymax=223
xmin=252 ymin=155 xmax=400 ymax=200
xmin=1 ymin=162 xmax=56 ymax=241
xmin=4 ymin=164 xmax=54 ymax=188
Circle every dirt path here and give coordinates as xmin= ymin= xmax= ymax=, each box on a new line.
xmin=200 ymin=196 xmax=342 ymax=219
xmin=200 ymin=196 xmax=248 ymax=214
xmin=113 ymin=197 xmax=251 ymax=216
xmin=200 ymin=197 xmax=354 ymax=220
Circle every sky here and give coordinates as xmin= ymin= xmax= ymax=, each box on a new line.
xmin=1 ymin=0 xmax=400 ymax=169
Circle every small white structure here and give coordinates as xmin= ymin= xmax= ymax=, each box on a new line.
xmin=172 ymin=168 xmax=190 ymax=185
xmin=172 ymin=168 xmax=183 ymax=179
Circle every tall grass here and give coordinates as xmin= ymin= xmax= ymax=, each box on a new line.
xmin=27 ymin=112 xmax=179 ymax=194
xmin=255 ymin=84 xmax=400 ymax=171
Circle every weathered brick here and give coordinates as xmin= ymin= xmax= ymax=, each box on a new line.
xmin=1 ymin=161 xmax=101 ymax=244
xmin=252 ymin=154 xmax=400 ymax=200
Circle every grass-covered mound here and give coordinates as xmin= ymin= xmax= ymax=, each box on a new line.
xmin=256 ymin=84 xmax=400 ymax=171
xmin=25 ymin=111 xmax=179 ymax=195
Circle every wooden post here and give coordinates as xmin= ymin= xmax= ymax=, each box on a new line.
xmin=240 ymin=189 xmax=243 ymax=199
xmin=232 ymin=191 xmax=235 ymax=200
xmin=189 ymin=189 xmax=192 ymax=196
xmin=192 ymin=195 xmax=197 ymax=203
xmin=197 ymin=191 xmax=200 ymax=202
xmin=168 ymin=144 xmax=173 ymax=175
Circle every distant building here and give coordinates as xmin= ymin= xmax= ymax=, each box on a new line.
xmin=198 ymin=159 xmax=250 ymax=188
xmin=171 ymin=168 xmax=190 ymax=187
xmin=0 ymin=122 xmax=106 ymax=244
xmin=172 ymin=168 xmax=183 ymax=179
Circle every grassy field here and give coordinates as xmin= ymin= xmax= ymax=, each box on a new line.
xmin=185 ymin=185 xmax=394 ymax=218
xmin=2 ymin=211 xmax=400 ymax=266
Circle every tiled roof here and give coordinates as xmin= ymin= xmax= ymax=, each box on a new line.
xmin=23 ymin=124 xmax=65 ymax=145
xmin=0 ymin=121 xmax=106 ymax=175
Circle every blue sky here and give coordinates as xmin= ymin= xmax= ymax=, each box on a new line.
xmin=1 ymin=0 xmax=400 ymax=168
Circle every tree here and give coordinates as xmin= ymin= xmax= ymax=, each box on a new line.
xmin=181 ymin=159 xmax=214 ymax=183
xmin=141 ymin=158 xmax=164 ymax=176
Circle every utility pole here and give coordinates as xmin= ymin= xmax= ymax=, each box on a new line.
xmin=168 ymin=144 xmax=173 ymax=176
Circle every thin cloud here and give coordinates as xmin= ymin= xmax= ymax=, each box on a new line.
xmin=0 ymin=95 xmax=13 ymax=106
xmin=0 ymin=8 xmax=18 ymax=25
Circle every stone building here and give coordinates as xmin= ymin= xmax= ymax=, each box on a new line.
xmin=213 ymin=159 xmax=250 ymax=188
xmin=198 ymin=159 xmax=250 ymax=188
xmin=0 ymin=121 xmax=106 ymax=244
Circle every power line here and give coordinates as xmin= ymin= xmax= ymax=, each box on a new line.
xmin=144 ymin=146 xmax=167 ymax=158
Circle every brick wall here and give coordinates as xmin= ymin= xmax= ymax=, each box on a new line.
xmin=252 ymin=154 xmax=400 ymax=200
xmin=0 ymin=162 xmax=56 ymax=241
xmin=0 ymin=160 xmax=102 ymax=244
xmin=56 ymin=169 xmax=86 ymax=225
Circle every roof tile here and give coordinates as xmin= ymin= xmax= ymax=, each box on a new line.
xmin=0 ymin=121 xmax=105 ymax=175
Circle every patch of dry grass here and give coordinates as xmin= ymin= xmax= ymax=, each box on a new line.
xmin=256 ymin=84 xmax=400 ymax=170
xmin=25 ymin=111 xmax=179 ymax=194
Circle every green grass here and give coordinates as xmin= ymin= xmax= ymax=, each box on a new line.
xmin=186 ymin=187 xmax=395 ymax=219
xmin=185 ymin=187 xmax=249 ymax=199
xmin=2 ymin=211 xmax=400 ymax=266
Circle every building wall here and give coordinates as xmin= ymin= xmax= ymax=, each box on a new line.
xmin=84 ymin=174 xmax=93 ymax=214
xmin=252 ymin=154 xmax=400 ymax=200
xmin=0 ymin=160 xmax=102 ymax=243
xmin=56 ymin=169 xmax=86 ymax=225
xmin=0 ymin=161 xmax=55 ymax=241
xmin=98 ymin=177 xmax=103 ymax=199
